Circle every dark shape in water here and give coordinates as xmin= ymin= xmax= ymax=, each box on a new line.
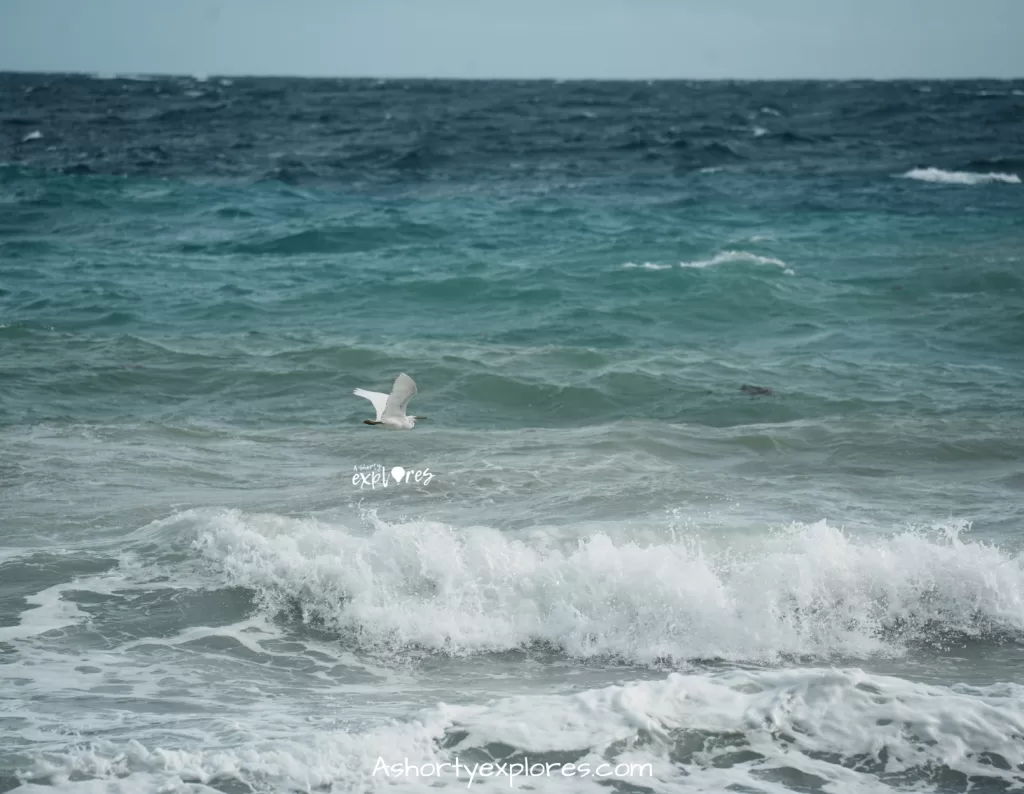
xmin=740 ymin=384 xmax=774 ymax=397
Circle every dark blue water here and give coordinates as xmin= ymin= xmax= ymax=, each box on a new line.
xmin=2 ymin=74 xmax=1023 ymax=793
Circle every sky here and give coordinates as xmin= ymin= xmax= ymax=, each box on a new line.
xmin=1 ymin=0 xmax=1022 ymax=80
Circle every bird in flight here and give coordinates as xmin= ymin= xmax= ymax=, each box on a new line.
xmin=354 ymin=373 xmax=426 ymax=430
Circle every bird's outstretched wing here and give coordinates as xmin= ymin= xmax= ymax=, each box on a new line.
xmin=353 ymin=388 xmax=389 ymax=421
xmin=382 ymin=373 xmax=417 ymax=420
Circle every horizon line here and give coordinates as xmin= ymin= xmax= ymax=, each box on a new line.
xmin=2 ymin=68 xmax=1023 ymax=83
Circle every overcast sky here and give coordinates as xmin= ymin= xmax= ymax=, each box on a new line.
xmin=1 ymin=0 xmax=1022 ymax=80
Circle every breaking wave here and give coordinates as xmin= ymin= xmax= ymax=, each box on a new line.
xmin=179 ymin=508 xmax=1024 ymax=664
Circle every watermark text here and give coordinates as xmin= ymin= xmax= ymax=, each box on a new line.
xmin=372 ymin=756 xmax=652 ymax=788
xmin=353 ymin=464 xmax=434 ymax=490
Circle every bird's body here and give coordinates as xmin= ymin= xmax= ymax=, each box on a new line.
xmin=354 ymin=373 xmax=425 ymax=430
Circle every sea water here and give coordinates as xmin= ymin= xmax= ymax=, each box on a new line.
xmin=2 ymin=74 xmax=1023 ymax=792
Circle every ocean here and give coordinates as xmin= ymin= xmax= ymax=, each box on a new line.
xmin=1 ymin=73 xmax=1023 ymax=793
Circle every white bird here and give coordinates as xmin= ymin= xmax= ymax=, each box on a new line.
xmin=353 ymin=373 xmax=426 ymax=430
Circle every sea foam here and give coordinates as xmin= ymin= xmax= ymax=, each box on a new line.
xmin=679 ymin=250 xmax=792 ymax=273
xmin=19 ymin=668 xmax=1024 ymax=792
xmin=184 ymin=508 xmax=1024 ymax=664
xmin=624 ymin=250 xmax=793 ymax=275
xmin=901 ymin=167 xmax=1021 ymax=185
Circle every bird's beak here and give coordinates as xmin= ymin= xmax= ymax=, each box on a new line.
xmin=414 ymin=416 xmax=428 ymax=420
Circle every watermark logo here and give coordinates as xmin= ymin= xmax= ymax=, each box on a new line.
xmin=353 ymin=464 xmax=434 ymax=490
xmin=372 ymin=756 xmax=652 ymax=789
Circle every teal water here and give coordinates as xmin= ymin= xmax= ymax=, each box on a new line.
xmin=2 ymin=75 xmax=1024 ymax=792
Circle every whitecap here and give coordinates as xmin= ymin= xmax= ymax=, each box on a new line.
xmin=621 ymin=262 xmax=674 ymax=270
xmin=901 ymin=167 xmax=1021 ymax=185
xmin=680 ymin=250 xmax=794 ymax=274
xmin=624 ymin=250 xmax=791 ymax=274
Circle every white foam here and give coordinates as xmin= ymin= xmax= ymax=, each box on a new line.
xmin=441 ymin=669 xmax=1024 ymax=789
xmin=753 ymin=126 xmax=769 ymax=137
xmin=901 ymin=167 xmax=1021 ymax=185
xmin=0 ymin=582 xmax=88 ymax=642
xmin=21 ymin=130 xmax=43 ymax=143
xmin=0 ymin=546 xmax=231 ymax=646
xmin=16 ymin=668 xmax=1024 ymax=793
xmin=17 ymin=713 xmax=451 ymax=793
xmin=623 ymin=250 xmax=792 ymax=274
xmin=621 ymin=262 xmax=673 ymax=270
xmin=188 ymin=509 xmax=1024 ymax=664
xmin=681 ymin=250 xmax=794 ymax=274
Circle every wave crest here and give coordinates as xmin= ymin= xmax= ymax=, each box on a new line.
xmin=623 ymin=250 xmax=793 ymax=274
xmin=187 ymin=509 xmax=1024 ymax=663
xmin=901 ymin=167 xmax=1021 ymax=185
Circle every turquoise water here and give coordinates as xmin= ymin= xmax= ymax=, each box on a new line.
xmin=2 ymin=75 xmax=1024 ymax=792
